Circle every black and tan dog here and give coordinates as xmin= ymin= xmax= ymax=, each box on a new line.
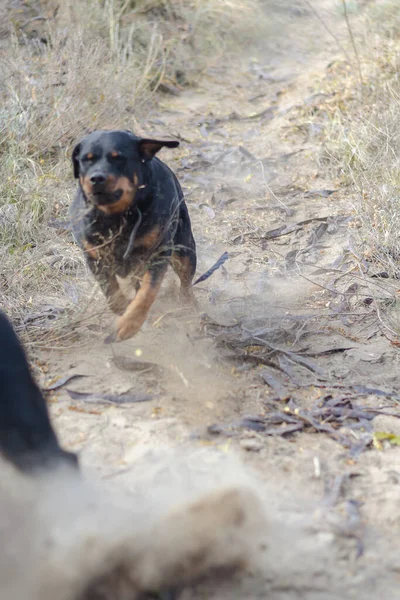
xmin=70 ymin=130 xmax=197 ymax=341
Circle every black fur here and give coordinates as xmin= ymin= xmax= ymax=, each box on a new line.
xmin=0 ymin=311 xmax=78 ymax=473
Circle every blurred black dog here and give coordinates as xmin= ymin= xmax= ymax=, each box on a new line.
xmin=0 ymin=311 xmax=77 ymax=473
xmin=70 ymin=130 xmax=197 ymax=342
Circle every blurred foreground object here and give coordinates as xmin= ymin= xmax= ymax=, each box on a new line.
xmin=0 ymin=310 xmax=265 ymax=599
xmin=0 ymin=310 xmax=78 ymax=472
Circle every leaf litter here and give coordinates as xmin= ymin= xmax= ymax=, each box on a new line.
xmin=201 ymin=311 xmax=400 ymax=455
xmin=66 ymin=389 xmax=154 ymax=405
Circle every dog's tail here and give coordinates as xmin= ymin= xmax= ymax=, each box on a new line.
xmin=0 ymin=311 xmax=78 ymax=474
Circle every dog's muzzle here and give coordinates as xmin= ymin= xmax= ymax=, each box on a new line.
xmin=92 ymin=188 xmax=123 ymax=206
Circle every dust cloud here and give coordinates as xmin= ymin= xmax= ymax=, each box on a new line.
xmin=0 ymin=451 xmax=267 ymax=600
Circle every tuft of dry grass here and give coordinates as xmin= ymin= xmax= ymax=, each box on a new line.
xmin=319 ymin=0 xmax=400 ymax=330
xmin=324 ymin=3 xmax=400 ymax=266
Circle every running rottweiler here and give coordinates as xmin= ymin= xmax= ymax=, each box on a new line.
xmin=0 ymin=311 xmax=78 ymax=473
xmin=70 ymin=130 xmax=197 ymax=341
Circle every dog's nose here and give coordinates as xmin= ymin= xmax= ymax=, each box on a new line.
xmin=90 ymin=173 xmax=106 ymax=185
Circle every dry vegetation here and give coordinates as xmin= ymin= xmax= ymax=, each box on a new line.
xmin=323 ymin=1 xmax=400 ymax=281
xmin=276 ymin=0 xmax=400 ymax=334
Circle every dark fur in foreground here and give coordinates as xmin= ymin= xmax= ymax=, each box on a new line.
xmin=0 ymin=311 xmax=77 ymax=472
xmin=70 ymin=130 xmax=197 ymax=341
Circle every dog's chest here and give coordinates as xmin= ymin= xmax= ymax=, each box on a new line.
xmin=84 ymin=221 xmax=162 ymax=278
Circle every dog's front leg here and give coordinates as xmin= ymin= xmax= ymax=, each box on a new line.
xmin=115 ymin=262 xmax=167 ymax=341
xmin=100 ymin=273 xmax=130 ymax=316
xmin=85 ymin=253 xmax=129 ymax=316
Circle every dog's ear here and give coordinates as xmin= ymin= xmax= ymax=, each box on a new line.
xmin=72 ymin=143 xmax=81 ymax=179
xmin=138 ymin=139 xmax=179 ymax=161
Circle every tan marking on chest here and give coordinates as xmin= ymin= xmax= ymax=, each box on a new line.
xmin=133 ymin=225 xmax=161 ymax=250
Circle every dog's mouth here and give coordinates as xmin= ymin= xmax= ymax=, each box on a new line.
xmin=91 ymin=188 xmax=123 ymax=206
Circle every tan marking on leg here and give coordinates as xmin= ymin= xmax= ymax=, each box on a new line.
xmin=171 ymin=253 xmax=197 ymax=305
xmin=133 ymin=225 xmax=161 ymax=250
xmin=116 ymin=270 xmax=165 ymax=340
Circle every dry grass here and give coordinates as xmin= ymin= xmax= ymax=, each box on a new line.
xmin=321 ymin=2 xmax=400 ymax=301
xmin=0 ymin=0 xmax=265 ymax=343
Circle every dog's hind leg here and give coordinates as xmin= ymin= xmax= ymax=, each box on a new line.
xmin=171 ymin=253 xmax=197 ymax=305
xmin=171 ymin=203 xmax=197 ymax=305
xmin=86 ymin=256 xmax=129 ymax=315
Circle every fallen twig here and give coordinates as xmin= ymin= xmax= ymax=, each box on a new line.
xmin=66 ymin=389 xmax=154 ymax=404
xmin=193 ymin=252 xmax=229 ymax=286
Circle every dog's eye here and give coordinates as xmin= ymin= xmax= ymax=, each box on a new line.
xmin=82 ymin=153 xmax=95 ymax=163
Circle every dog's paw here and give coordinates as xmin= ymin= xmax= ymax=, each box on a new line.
xmin=179 ymin=286 xmax=198 ymax=308
xmin=115 ymin=315 xmax=143 ymax=341
xmin=104 ymin=314 xmax=144 ymax=343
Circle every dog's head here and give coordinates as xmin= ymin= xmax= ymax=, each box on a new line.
xmin=72 ymin=130 xmax=179 ymax=215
